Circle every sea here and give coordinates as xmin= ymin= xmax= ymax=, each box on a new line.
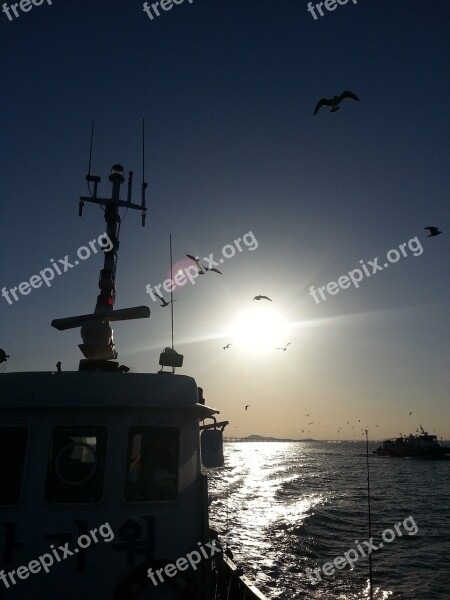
xmin=207 ymin=441 xmax=450 ymax=600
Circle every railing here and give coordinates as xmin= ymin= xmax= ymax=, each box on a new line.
xmin=213 ymin=554 xmax=268 ymax=599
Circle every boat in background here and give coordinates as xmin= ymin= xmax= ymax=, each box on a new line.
xmin=373 ymin=426 xmax=450 ymax=459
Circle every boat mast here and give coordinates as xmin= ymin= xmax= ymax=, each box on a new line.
xmin=51 ymin=127 xmax=150 ymax=369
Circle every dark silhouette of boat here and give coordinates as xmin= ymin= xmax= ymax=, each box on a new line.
xmin=373 ymin=426 xmax=450 ymax=459
xmin=0 ymin=158 xmax=269 ymax=599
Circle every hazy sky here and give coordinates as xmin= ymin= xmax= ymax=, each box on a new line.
xmin=1 ymin=0 xmax=449 ymax=440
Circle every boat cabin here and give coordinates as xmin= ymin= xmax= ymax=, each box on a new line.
xmin=0 ymin=370 xmax=220 ymax=599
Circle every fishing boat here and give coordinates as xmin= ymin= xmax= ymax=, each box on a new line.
xmin=0 ymin=156 xmax=268 ymax=599
xmin=373 ymin=426 xmax=450 ymax=459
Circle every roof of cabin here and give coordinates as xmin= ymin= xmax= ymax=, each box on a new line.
xmin=0 ymin=372 xmax=218 ymax=416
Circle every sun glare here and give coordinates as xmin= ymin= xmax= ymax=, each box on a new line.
xmin=229 ymin=305 xmax=290 ymax=353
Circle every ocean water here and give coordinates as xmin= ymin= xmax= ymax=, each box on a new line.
xmin=207 ymin=442 xmax=450 ymax=600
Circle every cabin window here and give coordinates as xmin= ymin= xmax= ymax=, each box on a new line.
xmin=125 ymin=427 xmax=179 ymax=501
xmin=45 ymin=427 xmax=107 ymax=503
xmin=0 ymin=427 xmax=28 ymax=505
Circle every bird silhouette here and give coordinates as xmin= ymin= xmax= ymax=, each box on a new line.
xmin=424 ymin=226 xmax=442 ymax=237
xmin=253 ymin=295 xmax=272 ymax=301
xmin=245 ymin=405 xmax=251 ymax=410
xmin=155 ymin=293 xmax=176 ymax=308
xmin=223 ymin=344 xmax=231 ymax=350
xmin=186 ymin=254 xmax=206 ymax=274
xmin=205 ymin=267 xmax=222 ymax=274
xmin=409 ymin=411 xmax=413 ymax=415
xmin=276 ymin=342 xmax=292 ymax=351
xmin=314 ymin=91 xmax=359 ymax=115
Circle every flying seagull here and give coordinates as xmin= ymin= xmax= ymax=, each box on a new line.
xmin=314 ymin=91 xmax=359 ymax=115
xmin=155 ymin=293 xmax=176 ymax=308
xmin=276 ymin=342 xmax=292 ymax=351
xmin=245 ymin=405 xmax=251 ymax=411
xmin=205 ymin=267 xmax=222 ymax=274
xmin=186 ymin=254 xmax=206 ymax=274
xmin=253 ymin=295 xmax=272 ymax=301
xmin=424 ymin=226 xmax=442 ymax=237
xmin=223 ymin=344 xmax=231 ymax=350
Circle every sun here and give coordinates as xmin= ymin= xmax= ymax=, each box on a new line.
xmin=228 ymin=305 xmax=290 ymax=353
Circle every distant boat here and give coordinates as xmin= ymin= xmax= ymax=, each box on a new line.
xmin=373 ymin=426 xmax=450 ymax=459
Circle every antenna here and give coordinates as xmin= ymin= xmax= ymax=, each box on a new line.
xmin=170 ymin=234 xmax=174 ymax=349
xmin=52 ymin=128 xmax=151 ymax=369
xmin=81 ymin=120 xmax=101 ymax=217
xmin=88 ymin=120 xmax=94 ymax=177
xmin=365 ymin=430 xmax=374 ymax=600
xmin=157 ymin=235 xmax=183 ymax=373
xmin=141 ymin=117 xmax=148 ymax=226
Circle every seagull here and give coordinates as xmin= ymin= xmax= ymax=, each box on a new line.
xmin=254 ymin=295 xmax=272 ymax=301
xmin=276 ymin=342 xmax=291 ymax=351
xmin=424 ymin=226 xmax=442 ymax=237
xmin=409 ymin=411 xmax=413 ymax=415
xmin=155 ymin=293 xmax=176 ymax=308
xmin=245 ymin=405 xmax=251 ymax=411
xmin=186 ymin=254 xmax=206 ymax=274
xmin=205 ymin=267 xmax=222 ymax=274
xmin=223 ymin=344 xmax=231 ymax=350
xmin=314 ymin=91 xmax=359 ymax=115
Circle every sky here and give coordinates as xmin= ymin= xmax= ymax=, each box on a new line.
xmin=1 ymin=0 xmax=449 ymax=440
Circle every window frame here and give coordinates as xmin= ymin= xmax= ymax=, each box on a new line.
xmin=123 ymin=425 xmax=180 ymax=503
xmin=0 ymin=425 xmax=29 ymax=507
xmin=44 ymin=425 xmax=108 ymax=505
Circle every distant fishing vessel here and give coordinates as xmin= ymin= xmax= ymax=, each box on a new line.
xmin=0 ymin=144 xmax=268 ymax=599
xmin=373 ymin=426 xmax=450 ymax=459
